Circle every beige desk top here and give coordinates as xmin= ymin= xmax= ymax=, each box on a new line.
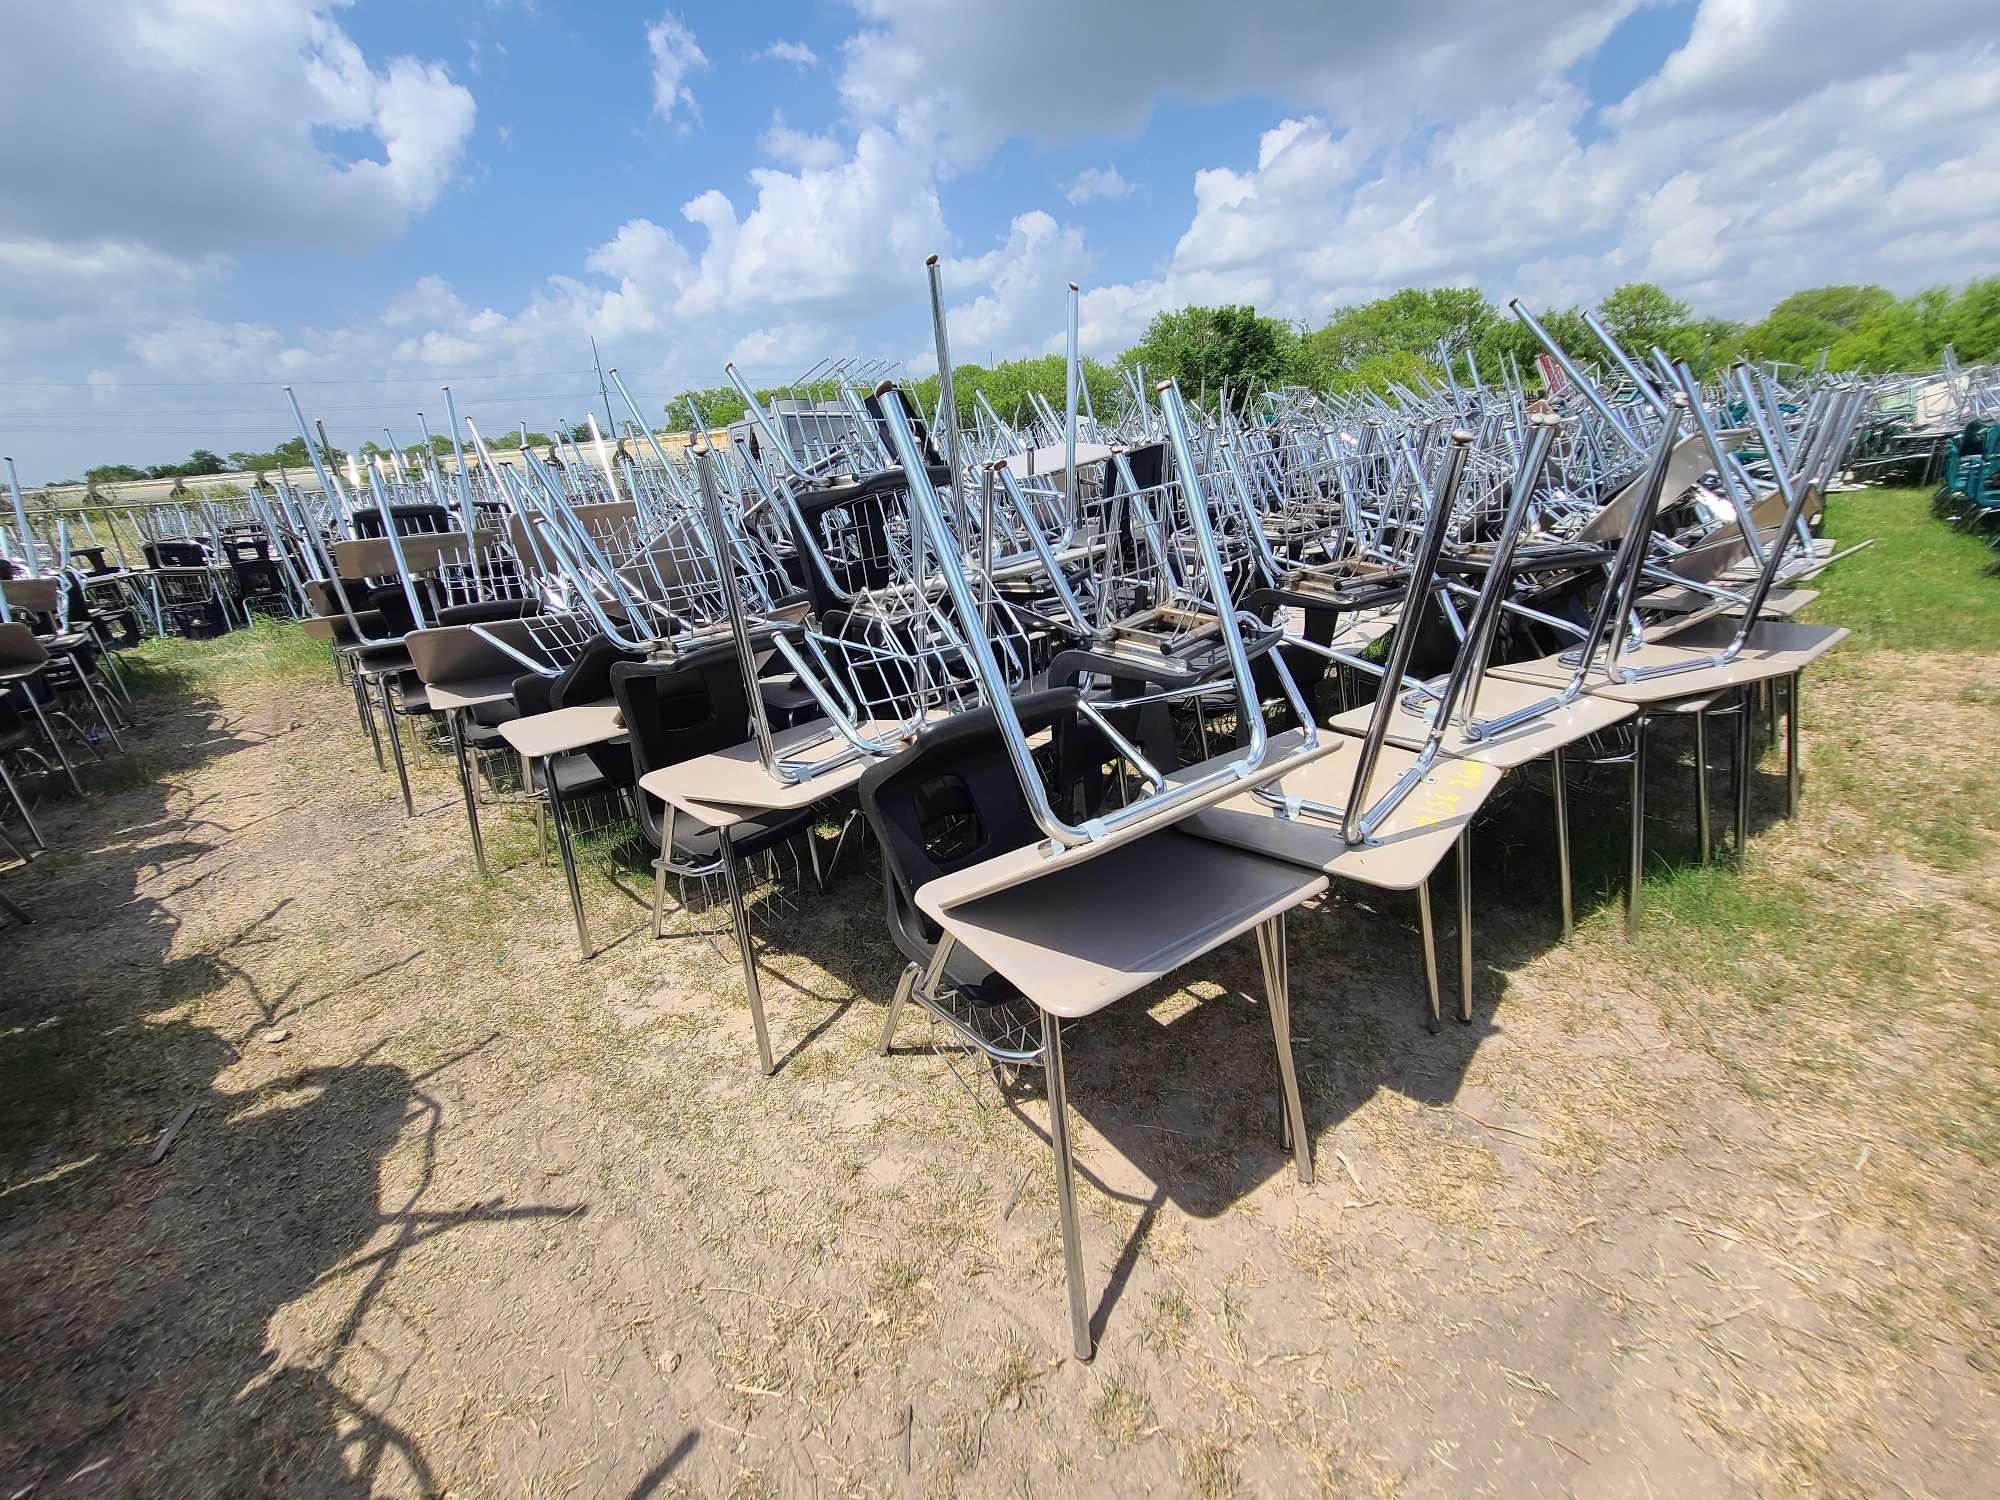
xmin=1491 ymin=620 xmax=1849 ymax=704
xmin=919 ymin=826 xmax=1327 ymax=1018
xmin=1326 ymin=674 xmax=1637 ymax=771
xmin=498 ymin=701 xmax=622 ymax=759
xmin=427 ymin=674 xmax=521 ymax=713
xmin=637 ymin=716 xmax=878 ymax=817
xmin=1640 ymin=585 xmax=1819 ymax=619
xmin=1180 ymin=734 xmax=1501 ymax=891
xmin=915 ymin=728 xmax=1336 ymax=913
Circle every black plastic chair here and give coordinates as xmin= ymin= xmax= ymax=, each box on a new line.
xmin=859 ymin=688 xmax=1110 ymax=1009
xmin=610 ymin=639 xmax=855 ymax=1074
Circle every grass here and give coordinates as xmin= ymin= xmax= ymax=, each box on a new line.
xmin=1805 ymin=486 xmax=2000 ymax=651
xmin=124 ymin=615 xmax=330 ymax=698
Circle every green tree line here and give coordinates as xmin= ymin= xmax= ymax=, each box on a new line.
xmin=65 ymin=276 xmax=2000 ymax=485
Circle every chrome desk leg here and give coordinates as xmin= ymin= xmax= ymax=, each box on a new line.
xmin=544 ymin=760 xmax=593 ymax=960
xmin=650 ymin=806 xmax=677 ymax=940
xmin=1694 ymin=708 xmax=1712 ymax=863
xmin=1551 ymin=746 xmax=1573 ymax=940
xmin=1734 ymin=693 xmax=1752 ymax=865
xmin=1042 ymin=1009 xmax=1092 ymax=1361
xmin=1258 ymin=913 xmax=1311 ymax=1183
xmin=1456 ymin=830 xmax=1473 ymax=1023
xmin=1785 ymin=672 xmax=1800 ymax=819
xmin=448 ymin=710 xmax=486 ymax=877
xmin=1417 ymin=881 xmax=1442 ymax=1034
xmin=1626 ymin=714 xmax=1647 ymax=942
xmin=718 ymin=827 xmax=775 ymax=1075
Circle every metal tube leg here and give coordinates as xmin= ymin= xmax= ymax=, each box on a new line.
xmin=378 ymin=676 xmax=414 ymax=817
xmin=1456 ymin=830 xmax=1473 ymax=1023
xmin=55 ymin=711 xmax=107 ymax=764
xmin=1041 ymin=1009 xmax=1092 ymax=1362
xmin=718 ymin=828 xmax=775 ymax=1075
xmin=881 ymin=963 xmax=918 ymax=1055
xmin=448 ymin=711 xmax=487 ymax=877
xmin=355 ymin=670 xmax=385 ymax=770
xmin=1734 ymin=694 xmax=1752 ymax=865
xmin=544 ymin=761 xmax=594 ymax=960
xmin=22 ymin=692 xmax=80 ymax=795
xmin=1785 ymin=673 xmax=1800 ymax=818
xmin=0 ymin=757 xmax=45 ymax=850
xmin=1694 ymin=709 xmax=1712 ymax=863
xmin=882 ymin=936 xmax=951 ymax=1056
xmin=1416 ymin=881 xmax=1442 ymax=1034
xmin=1258 ymin=915 xmax=1311 ymax=1183
xmin=1626 ymin=714 xmax=1647 ymax=942
xmin=651 ymin=806 xmax=677 ymax=941
xmin=1551 ymin=746 xmax=1573 ymax=940
xmin=74 ymin=666 xmax=122 ymax=752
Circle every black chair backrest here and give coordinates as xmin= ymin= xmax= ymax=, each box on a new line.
xmin=145 ymin=540 xmax=207 ymax=568
xmin=609 ymin=636 xmax=780 ymax=839
xmin=859 ymin=688 xmax=1103 ymax=951
xmin=435 ymin=597 xmax=539 ymax=627
xmin=352 ymin=504 xmax=451 ymax=538
xmin=551 ymin=637 xmax=646 ymax=785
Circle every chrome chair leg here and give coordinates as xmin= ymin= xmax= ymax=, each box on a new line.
xmin=1257 ymin=913 xmax=1310 ymax=1182
xmin=20 ymin=691 xmax=81 ymax=795
xmin=378 ymin=676 xmax=414 ymax=817
xmin=1417 ymin=881 xmax=1442 ymax=1033
xmin=1041 ymin=1009 xmax=1092 ymax=1362
xmin=544 ymin=760 xmax=593 ymax=960
xmin=1692 ymin=707 xmax=1711 ymax=860
xmin=448 ymin=711 xmax=487 ymax=877
xmin=0 ymin=757 xmax=44 ymax=850
xmin=1626 ymin=713 xmax=1647 ymax=941
xmin=1550 ymin=745 xmax=1573 ymax=940
xmin=718 ymin=827 xmax=775 ymax=1075
xmin=880 ymin=936 xmax=950 ymax=1056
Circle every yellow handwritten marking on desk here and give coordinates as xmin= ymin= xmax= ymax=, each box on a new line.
xmin=1406 ymin=760 xmax=1491 ymax=829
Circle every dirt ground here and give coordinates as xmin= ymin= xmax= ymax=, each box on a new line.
xmin=2 ymin=617 xmax=1997 ymax=1497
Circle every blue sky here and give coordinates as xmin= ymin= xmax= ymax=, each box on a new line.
xmin=1 ymin=0 xmax=1995 ymax=481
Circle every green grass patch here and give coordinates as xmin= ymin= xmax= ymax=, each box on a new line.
xmin=125 ymin=617 xmax=329 ymax=698
xmin=1806 ymin=487 xmax=2000 ymax=652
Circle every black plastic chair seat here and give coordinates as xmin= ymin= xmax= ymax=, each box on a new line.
xmin=757 ymin=676 xmax=819 ymax=727
xmin=531 ymin=752 xmax=618 ymax=802
xmin=386 ymin=676 xmax=433 ymax=715
xmin=667 ymin=803 xmax=819 ymax=866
